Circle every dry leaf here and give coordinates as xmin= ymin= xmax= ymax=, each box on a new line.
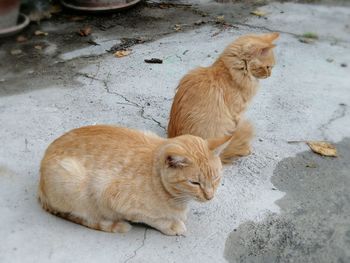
xmin=194 ymin=19 xmax=205 ymax=25
xmin=79 ymin=26 xmax=92 ymax=37
xmin=114 ymin=50 xmax=131 ymax=58
xmin=307 ymin=141 xmax=337 ymax=157
xmin=10 ymin=49 xmax=22 ymax=55
xmin=70 ymin=16 xmax=86 ymax=21
xmin=250 ymin=10 xmax=267 ymax=17
xmin=49 ymin=4 xmax=62 ymax=14
xmin=34 ymin=30 xmax=48 ymax=36
xmin=16 ymin=35 xmax=28 ymax=43
xmin=216 ymin=15 xmax=225 ymax=23
xmin=159 ymin=4 xmax=169 ymax=9
xmin=29 ymin=11 xmax=51 ymax=22
xmin=173 ymin=24 xmax=182 ymax=31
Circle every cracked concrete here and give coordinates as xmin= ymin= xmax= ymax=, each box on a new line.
xmin=319 ymin=103 xmax=347 ymax=140
xmin=1 ymin=1 xmax=350 ymax=263
xmin=124 ymin=229 xmax=148 ymax=263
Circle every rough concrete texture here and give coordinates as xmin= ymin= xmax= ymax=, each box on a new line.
xmin=1 ymin=1 xmax=350 ymax=263
xmin=225 ymin=138 xmax=350 ymax=263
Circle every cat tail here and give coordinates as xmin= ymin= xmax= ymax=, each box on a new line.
xmin=220 ymin=120 xmax=254 ymax=164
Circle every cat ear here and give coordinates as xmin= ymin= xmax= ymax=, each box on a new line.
xmin=207 ymin=135 xmax=232 ymax=157
xmin=246 ymin=43 xmax=275 ymax=58
xmin=261 ymin=32 xmax=280 ymax=42
xmin=260 ymin=44 xmax=276 ymax=56
xmin=165 ymin=155 xmax=190 ymax=168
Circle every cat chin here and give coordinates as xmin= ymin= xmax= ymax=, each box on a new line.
xmin=193 ymin=196 xmax=211 ymax=203
xmin=254 ymin=75 xmax=268 ymax=79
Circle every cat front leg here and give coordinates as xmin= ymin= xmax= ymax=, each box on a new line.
xmin=139 ymin=217 xmax=187 ymax=236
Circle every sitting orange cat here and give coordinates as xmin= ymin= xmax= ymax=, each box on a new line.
xmin=168 ymin=33 xmax=279 ymax=163
xmin=39 ymin=125 xmax=231 ymax=235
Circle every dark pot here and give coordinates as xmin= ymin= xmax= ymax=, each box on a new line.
xmin=0 ymin=0 xmax=20 ymax=29
xmin=61 ymin=0 xmax=141 ymax=12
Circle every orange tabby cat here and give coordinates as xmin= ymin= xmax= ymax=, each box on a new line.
xmin=168 ymin=33 xmax=279 ymax=163
xmin=39 ymin=125 xmax=231 ymax=235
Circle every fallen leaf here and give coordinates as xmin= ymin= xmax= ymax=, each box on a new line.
xmin=34 ymin=45 xmax=43 ymax=50
xmin=78 ymin=26 xmax=92 ymax=37
xmin=70 ymin=16 xmax=86 ymax=21
xmin=34 ymin=30 xmax=48 ymax=36
xmin=10 ymin=49 xmax=22 ymax=55
xmin=194 ymin=19 xmax=205 ymax=25
xmin=250 ymin=10 xmax=267 ymax=17
xmin=307 ymin=141 xmax=337 ymax=157
xmin=49 ymin=4 xmax=62 ymax=14
xmin=302 ymin=32 xmax=318 ymax=39
xmin=216 ymin=15 xmax=225 ymax=23
xmin=159 ymin=4 xmax=169 ymax=9
xmin=114 ymin=50 xmax=131 ymax=58
xmin=174 ymin=24 xmax=182 ymax=31
xmin=29 ymin=11 xmax=51 ymax=22
xmin=16 ymin=35 xmax=28 ymax=43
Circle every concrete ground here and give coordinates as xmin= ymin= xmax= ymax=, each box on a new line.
xmin=1 ymin=1 xmax=349 ymax=262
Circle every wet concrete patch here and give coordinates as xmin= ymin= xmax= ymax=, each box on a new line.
xmin=225 ymin=138 xmax=350 ymax=263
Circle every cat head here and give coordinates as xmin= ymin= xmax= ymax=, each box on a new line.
xmin=156 ymin=134 xmax=231 ymax=203
xmin=222 ymin=32 xmax=279 ymax=79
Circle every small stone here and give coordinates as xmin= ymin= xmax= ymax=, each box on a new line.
xmin=34 ymin=45 xmax=43 ymax=50
xmin=306 ymin=163 xmax=317 ymax=168
xmin=16 ymin=35 xmax=28 ymax=43
xmin=259 ymin=138 xmax=263 ymax=142
xmin=299 ymin=37 xmax=315 ymax=44
xmin=144 ymin=58 xmax=163 ymax=64
xmin=272 ymin=187 xmax=277 ymax=190
xmin=34 ymin=30 xmax=48 ymax=36
xmin=340 ymin=63 xmax=347 ymax=67
xmin=326 ymin=58 xmax=334 ymax=63
xmin=10 ymin=49 xmax=22 ymax=55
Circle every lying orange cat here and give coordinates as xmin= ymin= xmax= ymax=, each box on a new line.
xmin=39 ymin=125 xmax=231 ymax=235
xmin=168 ymin=33 xmax=279 ymax=163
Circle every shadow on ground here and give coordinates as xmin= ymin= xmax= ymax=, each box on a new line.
xmin=224 ymin=138 xmax=350 ymax=263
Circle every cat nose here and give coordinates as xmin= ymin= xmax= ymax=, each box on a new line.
xmin=204 ymin=190 xmax=214 ymax=200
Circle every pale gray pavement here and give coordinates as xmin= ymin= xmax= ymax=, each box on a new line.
xmin=0 ymin=1 xmax=350 ymax=262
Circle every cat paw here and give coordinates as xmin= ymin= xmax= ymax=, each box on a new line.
xmin=111 ymin=221 xmax=132 ymax=233
xmin=239 ymin=147 xmax=252 ymax=156
xmin=162 ymin=220 xmax=187 ymax=236
xmin=99 ymin=220 xmax=132 ymax=233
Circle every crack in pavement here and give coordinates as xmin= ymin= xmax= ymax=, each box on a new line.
xmin=319 ymin=103 xmax=347 ymax=140
xmin=124 ymin=228 xmax=148 ymax=263
xmin=77 ymin=72 xmax=166 ymax=131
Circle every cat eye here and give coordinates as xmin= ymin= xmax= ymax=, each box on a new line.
xmin=188 ymin=180 xmax=200 ymax=186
